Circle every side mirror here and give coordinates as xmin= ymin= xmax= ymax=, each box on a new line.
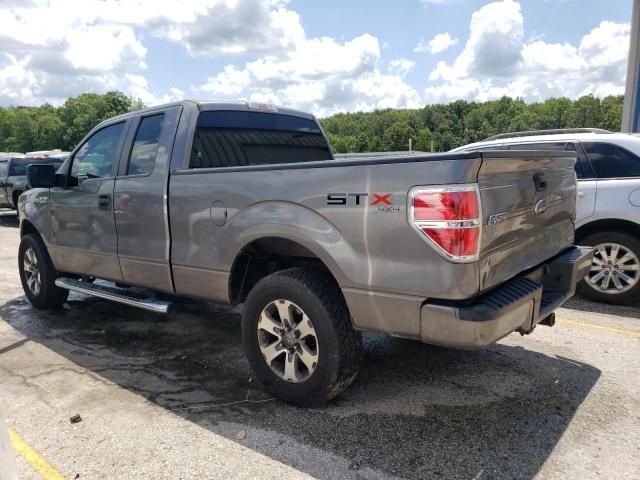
xmin=27 ymin=164 xmax=57 ymax=188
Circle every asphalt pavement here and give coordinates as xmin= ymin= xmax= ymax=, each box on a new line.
xmin=0 ymin=210 xmax=638 ymax=479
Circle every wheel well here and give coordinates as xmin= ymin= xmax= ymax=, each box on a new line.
xmin=12 ymin=190 xmax=22 ymax=205
xmin=20 ymin=219 xmax=40 ymax=239
xmin=228 ymin=237 xmax=337 ymax=305
xmin=575 ymin=219 xmax=640 ymax=243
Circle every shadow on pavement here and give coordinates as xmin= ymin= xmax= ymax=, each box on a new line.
xmin=1 ymin=294 xmax=601 ymax=480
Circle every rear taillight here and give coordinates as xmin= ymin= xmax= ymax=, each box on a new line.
xmin=409 ymin=185 xmax=481 ymax=262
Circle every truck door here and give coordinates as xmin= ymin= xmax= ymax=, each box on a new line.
xmin=113 ymin=106 xmax=182 ymax=292
xmin=568 ymin=142 xmax=597 ymax=224
xmin=49 ymin=121 xmax=129 ymax=281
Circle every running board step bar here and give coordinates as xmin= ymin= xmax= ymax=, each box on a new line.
xmin=55 ymin=277 xmax=171 ymax=313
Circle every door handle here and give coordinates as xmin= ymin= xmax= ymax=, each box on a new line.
xmin=533 ymin=172 xmax=547 ymax=192
xmin=98 ymin=194 xmax=111 ymax=209
xmin=577 ymin=191 xmax=585 ymax=198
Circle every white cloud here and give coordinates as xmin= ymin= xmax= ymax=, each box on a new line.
xmin=0 ymin=0 xmax=631 ymax=112
xmin=414 ymin=33 xmax=459 ymax=54
xmin=0 ymin=0 xmax=301 ymax=106
xmin=425 ymin=0 xmax=630 ymax=103
xmin=388 ymin=58 xmax=416 ymax=78
xmin=195 ymin=32 xmax=421 ymax=116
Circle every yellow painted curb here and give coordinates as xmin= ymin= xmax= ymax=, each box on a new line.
xmin=8 ymin=426 xmax=66 ymax=480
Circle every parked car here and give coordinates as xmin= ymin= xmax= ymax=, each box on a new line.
xmin=452 ymin=128 xmax=640 ymax=305
xmin=17 ymin=101 xmax=591 ymax=405
xmin=0 ymin=153 xmax=68 ymax=209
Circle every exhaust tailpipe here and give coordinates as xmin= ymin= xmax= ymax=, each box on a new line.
xmin=539 ymin=313 xmax=556 ymax=327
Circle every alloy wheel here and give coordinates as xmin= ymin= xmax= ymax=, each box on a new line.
xmin=257 ymin=299 xmax=319 ymax=383
xmin=23 ymin=247 xmax=41 ymax=296
xmin=587 ymin=242 xmax=640 ymax=294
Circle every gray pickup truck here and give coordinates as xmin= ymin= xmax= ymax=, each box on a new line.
xmin=18 ymin=100 xmax=592 ymax=406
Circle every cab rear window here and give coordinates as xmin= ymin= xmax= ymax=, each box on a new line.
xmin=189 ymin=111 xmax=333 ymax=168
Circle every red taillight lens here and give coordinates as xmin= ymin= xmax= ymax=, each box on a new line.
xmin=420 ymin=227 xmax=479 ymax=257
xmin=410 ymin=186 xmax=481 ymax=261
xmin=414 ymin=191 xmax=479 ymax=221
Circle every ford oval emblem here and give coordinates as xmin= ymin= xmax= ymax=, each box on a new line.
xmin=534 ymin=199 xmax=548 ymax=215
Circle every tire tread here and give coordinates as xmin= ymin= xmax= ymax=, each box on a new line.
xmin=242 ymin=267 xmax=362 ymax=405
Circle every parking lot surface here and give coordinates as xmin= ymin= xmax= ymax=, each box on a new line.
xmin=0 ymin=210 xmax=638 ymax=480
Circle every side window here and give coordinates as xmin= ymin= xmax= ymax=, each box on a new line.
xmin=190 ymin=111 xmax=332 ymax=168
xmin=506 ymin=142 xmax=566 ymax=150
xmin=566 ymin=143 xmax=595 ymax=179
xmin=127 ymin=114 xmax=164 ymax=175
xmin=582 ymin=142 xmax=640 ymax=179
xmin=0 ymin=162 xmax=7 ymax=177
xmin=8 ymin=161 xmax=26 ymax=176
xmin=70 ymin=122 xmax=125 ymax=182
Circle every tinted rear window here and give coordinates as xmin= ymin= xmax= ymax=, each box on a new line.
xmin=582 ymin=142 xmax=640 ymax=178
xmin=190 ymin=111 xmax=332 ymax=168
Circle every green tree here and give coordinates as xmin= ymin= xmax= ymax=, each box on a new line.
xmin=382 ymin=121 xmax=415 ymax=151
xmin=413 ymin=128 xmax=433 ymax=152
xmin=570 ymin=95 xmax=602 ymax=127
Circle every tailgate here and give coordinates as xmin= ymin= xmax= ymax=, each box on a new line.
xmin=477 ymin=150 xmax=577 ymax=292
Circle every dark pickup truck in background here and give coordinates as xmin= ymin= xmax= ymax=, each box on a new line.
xmin=0 ymin=152 xmax=67 ymax=209
xmin=17 ymin=100 xmax=592 ymax=405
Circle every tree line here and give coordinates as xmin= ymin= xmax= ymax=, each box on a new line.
xmin=320 ymin=94 xmax=624 ymax=153
xmin=0 ymin=91 xmax=144 ymax=153
xmin=0 ymin=91 xmax=625 ymax=154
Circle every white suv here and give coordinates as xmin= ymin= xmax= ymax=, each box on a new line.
xmin=453 ymin=128 xmax=640 ymax=305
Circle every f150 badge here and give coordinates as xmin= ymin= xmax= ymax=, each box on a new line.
xmin=487 ymin=212 xmax=507 ymax=225
xmin=327 ymin=193 xmax=400 ymax=213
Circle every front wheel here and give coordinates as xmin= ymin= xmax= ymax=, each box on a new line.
xmin=241 ymin=268 xmax=362 ymax=407
xmin=577 ymin=231 xmax=640 ymax=306
xmin=18 ymin=234 xmax=69 ymax=308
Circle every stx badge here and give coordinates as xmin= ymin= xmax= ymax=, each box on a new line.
xmin=327 ymin=193 xmax=399 ymax=213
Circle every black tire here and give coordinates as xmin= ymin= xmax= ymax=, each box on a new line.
xmin=241 ymin=268 xmax=362 ymax=407
xmin=18 ymin=234 xmax=69 ymax=308
xmin=576 ymin=230 xmax=640 ymax=306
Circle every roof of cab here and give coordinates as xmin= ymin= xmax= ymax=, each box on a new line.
xmin=97 ymin=100 xmax=316 ymax=127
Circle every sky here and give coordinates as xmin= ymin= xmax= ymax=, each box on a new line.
xmin=0 ymin=0 xmax=633 ymax=116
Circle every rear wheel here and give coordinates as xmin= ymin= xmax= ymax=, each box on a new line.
xmin=18 ymin=234 xmax=69 ymax=308
xmin=577 ymin=231 xmax=640 ymax=305
xmin=241 ymin=268 xmax=362 ymax=407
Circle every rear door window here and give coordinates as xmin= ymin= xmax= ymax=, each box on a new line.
xmin=566 ymin=143 xmax=595 ymax=179
xmin=582 ymin=142 xmax=640 ymax=179
xmin=8 ymin=159 xmax=28 ymax=176
xmin=0 ymin=162 xmax=7 ymax=177
xmin=190 ymin=111 xmax=332 ymax=168
xmin=127 ymin=114 xmax=164 ymax=175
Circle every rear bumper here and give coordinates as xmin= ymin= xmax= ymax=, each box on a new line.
xmin=420 ymin=246 xmax=593 ymax=349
